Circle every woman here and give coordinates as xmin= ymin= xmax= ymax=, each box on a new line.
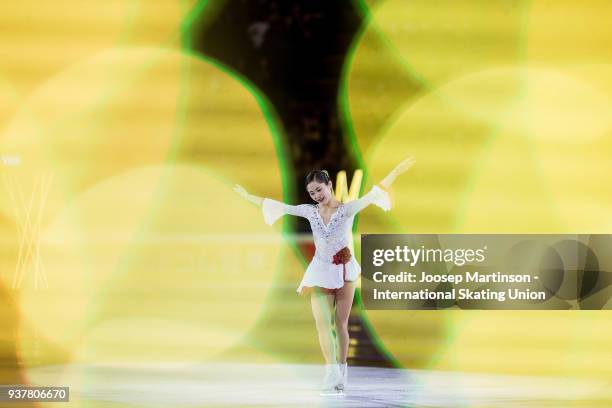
xmin=234 ymin=157 xmax=414 ymax=395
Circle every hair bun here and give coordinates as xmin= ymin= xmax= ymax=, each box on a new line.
xmin=305 ymin=169 xmax=332 ymax=187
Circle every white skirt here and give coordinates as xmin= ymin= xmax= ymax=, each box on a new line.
xmin=296 ymin=255 xmax=361 ymax=294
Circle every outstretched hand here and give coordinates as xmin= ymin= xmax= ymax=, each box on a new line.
xmin=234 ymin=184 xmax=263 ymax=206
xmin=393 ymin=156 xmax=415 ymax=175
xmin=233 ymin=184 xmax=250 ymax=200
xmin=379 ymin=156 xmax=415 ymax=190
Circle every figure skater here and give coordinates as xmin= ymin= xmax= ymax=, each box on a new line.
xmin=234 ymin=157 xmax=414 ymax=395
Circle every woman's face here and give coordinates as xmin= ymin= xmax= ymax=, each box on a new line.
xmin=307 ymin=180 xmax=333 ymax=205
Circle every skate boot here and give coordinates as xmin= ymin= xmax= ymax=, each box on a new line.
xmin=319 ymin=363 xmax=343 ymax=396
xmin=337 ymin=362 xmax=348 ymax=391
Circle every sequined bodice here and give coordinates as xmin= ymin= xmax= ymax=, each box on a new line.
xmin=305 ymin=203 xmax=353 ymax=264
xmin=261 ymin=186 xmax=391 ymax=262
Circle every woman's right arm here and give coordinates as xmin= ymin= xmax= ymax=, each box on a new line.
xmin=233 ymin=184 xmax=263 ymax=207
xmin=234 ymin=184 xmax=310 ymax=225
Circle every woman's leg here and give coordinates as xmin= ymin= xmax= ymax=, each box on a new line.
xmin=334 ymin=281 xmax=355 ymax=363
xmin=310 ymin=290 xmax=337 ymax=364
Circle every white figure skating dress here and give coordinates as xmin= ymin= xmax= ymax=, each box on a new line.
xmin=261 ymin=185 xmax=391 ymax=294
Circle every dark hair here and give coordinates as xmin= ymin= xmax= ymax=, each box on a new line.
xmin=305 ymin=170 xmax=331 ymax=187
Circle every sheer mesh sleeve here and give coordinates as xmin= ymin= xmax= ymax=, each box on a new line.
xmin=344 ymin=185 xmax=391 ymax=217
xmin=262 ymin=198 xmax=311 ymax=225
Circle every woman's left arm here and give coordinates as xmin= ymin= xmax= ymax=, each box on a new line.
xmin=379 ymin=156 xmax=416 ymax=190
xmin=345 ymin=156 xmax=415 ymax=216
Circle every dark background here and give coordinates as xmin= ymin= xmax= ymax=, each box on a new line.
xmin=187 ymin=0 xmax=363 ymax=205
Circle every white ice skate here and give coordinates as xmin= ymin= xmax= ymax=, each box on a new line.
xmin=337 ymin=362 xmax=348 ymax=391
xmin=319 ymin=364 xmax=344 ymax=397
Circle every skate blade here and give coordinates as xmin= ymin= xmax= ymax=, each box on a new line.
xmin=319 ymin=388 xmax=345 ymax=397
